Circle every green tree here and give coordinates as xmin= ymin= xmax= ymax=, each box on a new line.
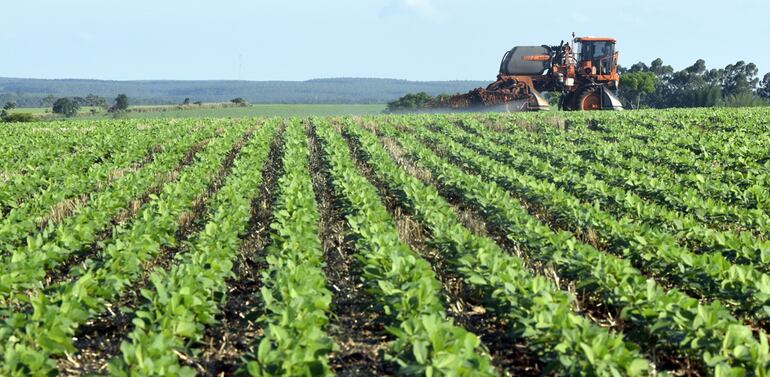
xmin=720 ymin=61 xmax=759 ymax=97
xmin=649 ymin=58 xmax=674 ymax=76
xmin=182 ymin=97 xmax=191 ymax=105
xmin=386 ymin=92 xmax=435 ymax=112
xmin=679 ymin=86 xmax=722 ymax=107
xmin=622 ymin=58 xmax=674 ymax=108
xmin=109 ymin=94 xmax=129 ymax=112
xmin=3 ymin=102 xmax=16 ymax=110
xmin=621 ymin=71 xmax=658 ymax=109
xmin=666 ymin=60 xmax=722 ymax=107
xmin=230 ymin=97 xmax=247 ymax=106
xmin=627 ymin=62 xmax=648 ymax=73
xmin=758 ymin=72 xmax=770 ymax=100
xmin=52 ymin=98 xmax=80 ymax=117
xmin=73 ymin=97 xmax=88 ymax=107
xmin=85 ymin=94 xmax=108 ymax=108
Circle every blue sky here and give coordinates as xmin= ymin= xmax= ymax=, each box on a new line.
xmin=2 ymin=0 xmax=768 ymax=81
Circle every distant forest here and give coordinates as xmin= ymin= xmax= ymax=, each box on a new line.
xmin=5 ymin=57 xmax=770 ymax=111
xmin=0 ymin=78 xmax=487 ymax=108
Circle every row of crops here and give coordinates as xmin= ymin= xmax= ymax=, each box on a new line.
xmin=1 ymin=107 xmax=769 ymax=376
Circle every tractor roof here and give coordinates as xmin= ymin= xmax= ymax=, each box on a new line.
xmin=575 ymin=37 xmax=616 ymax=42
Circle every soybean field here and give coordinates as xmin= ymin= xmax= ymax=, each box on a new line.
xmin=1 ymin=108 xmax=770 ymax=376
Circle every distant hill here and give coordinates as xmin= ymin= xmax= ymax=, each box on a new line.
xmin=0 ymin=77 xmax=488 ymax=107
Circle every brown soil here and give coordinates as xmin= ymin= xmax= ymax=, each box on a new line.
xmin=56 ymin=129 xmax=253 ymax=376
xmin=187 ymin=123 xmax=286 ymax=376
xmin=43 ymin=137 xmax=214 ymax=288
xmin=337 ymin=124 xmax=542 ymax=376
xmin=307 ymin=123 xmax=395 ymax=376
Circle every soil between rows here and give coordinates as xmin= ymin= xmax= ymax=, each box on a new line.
xmin=397 ymin=123 xmax=697 ymax=374
xmin=43 ymin=137 xmax=213 ymax=290
xmin=188 ymin=122 xmax=286 ymax=376
xmin=307 ymin=122 xmax=395 ymax=376
xmin=35 ymin=142 xmax=164 ymax=230
xmin=57 ymin=128 xmax=255 ymax=376
xmin=377 ymin=133 xmax=546 ymax=376
xmin=338 ymin=120 xmax=543 ymax=376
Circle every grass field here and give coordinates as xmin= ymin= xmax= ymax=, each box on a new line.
xmin=9 ymin=103 xmax=386 ymax=119
xmin=2 ymin=108 xmax=770 ymax=376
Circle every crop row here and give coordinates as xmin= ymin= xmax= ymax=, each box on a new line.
xmin=0 ymin=123 xmax=110 ymax=173
xmin=374 ymin=118 xmax=770 ymax=375
xmin=111 ymin=119 xmax=279 ymax=376
xmin=243 ymin=119 xmax=335 ymax=375
xmin=0 ymin=123 xmax=217 ymax=307
xmin=554 ymin=109 xmax=770 ymax=161
xmin=1 ymin=109 xmax=768 ymax=376
xmin=563 ymin=126 xmax=770 ymax=219
xmin=409 ymin=120 xmax=770 ymax=322
xmin=482 ymin=111 xmax=770 ymax=211
xmin=0 ymin=123 xmax=163 ymax=216
xmin=576 ymin=128 xmax=770 ymax=185
xmin=483 ymin=118 xmax=770 ymax=236
xmin=0 ymin=120 xmax=249 ymax=376
xmin=453 ymin=119 xmax=770 ymax=270
xmin=578 ymin=112 xmax=770 ymax=168
xmin=314 ymin=119 xmax=497 ymax=375
xmin=0 ymin=121 xmax=156 ymax=172
xmin=342 ymin=120 xmax=652 ymax=375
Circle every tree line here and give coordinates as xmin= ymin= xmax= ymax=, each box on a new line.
xmin=1 ymin=94 xmax=129 ymax=122
xmin=50 ymin=94 xmax=129 ymax=117
xmin=618 ymin=58 xmax=770 ymax=109
xmin=1 ymin=94 xmax=254 ymax=122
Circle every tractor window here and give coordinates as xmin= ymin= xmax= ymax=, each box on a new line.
xmin=578 ymin=41 xmax=615 ymax=74
xmin=579 ymin=41 xmax=614 ymax=60
xmin=592 ymin=41 xmax=614 ymax=59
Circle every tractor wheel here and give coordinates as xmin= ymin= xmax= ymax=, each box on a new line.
xmin=575 ymin=86 xmax=602 ymax=111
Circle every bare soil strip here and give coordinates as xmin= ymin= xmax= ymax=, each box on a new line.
xmin=373 ymin=135 xmax=544 ymax=376
xmin=35 ymin=144 xmax=164 ymax=230
xmin=347 ymin=129 xmax=542 ymax=376
xmin=332 ymin=125 xmax=542 ymax=375
xmin=57 ymin=130 xmax=253 ymax=376
xmin=43 ymin=138 xmax=213 ymax=288
xmin=307 ymin=123 xmax=395 ymax=376
xmin=187 ymin=124 xmax=286 ymax=376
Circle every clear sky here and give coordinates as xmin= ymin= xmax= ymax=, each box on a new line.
xmin=2 ymin=0 xmax=768 ymax=81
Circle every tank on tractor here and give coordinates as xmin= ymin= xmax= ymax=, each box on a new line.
xmin=434 ymin=34 xmax=624 ymax=111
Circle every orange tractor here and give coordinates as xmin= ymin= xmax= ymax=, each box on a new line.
xmin=435 ymin=34 xmax=623 ymax=111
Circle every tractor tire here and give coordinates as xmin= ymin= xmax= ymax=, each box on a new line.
xmin=574 ymin=86 xmax=602 ymax=111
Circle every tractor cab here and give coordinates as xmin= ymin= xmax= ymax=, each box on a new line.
xmin=575 ymin=37 xmax=617 ymax=76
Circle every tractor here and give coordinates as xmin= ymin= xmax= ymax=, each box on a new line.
xmin=434 ymin=34 xmax=624 ymax=111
